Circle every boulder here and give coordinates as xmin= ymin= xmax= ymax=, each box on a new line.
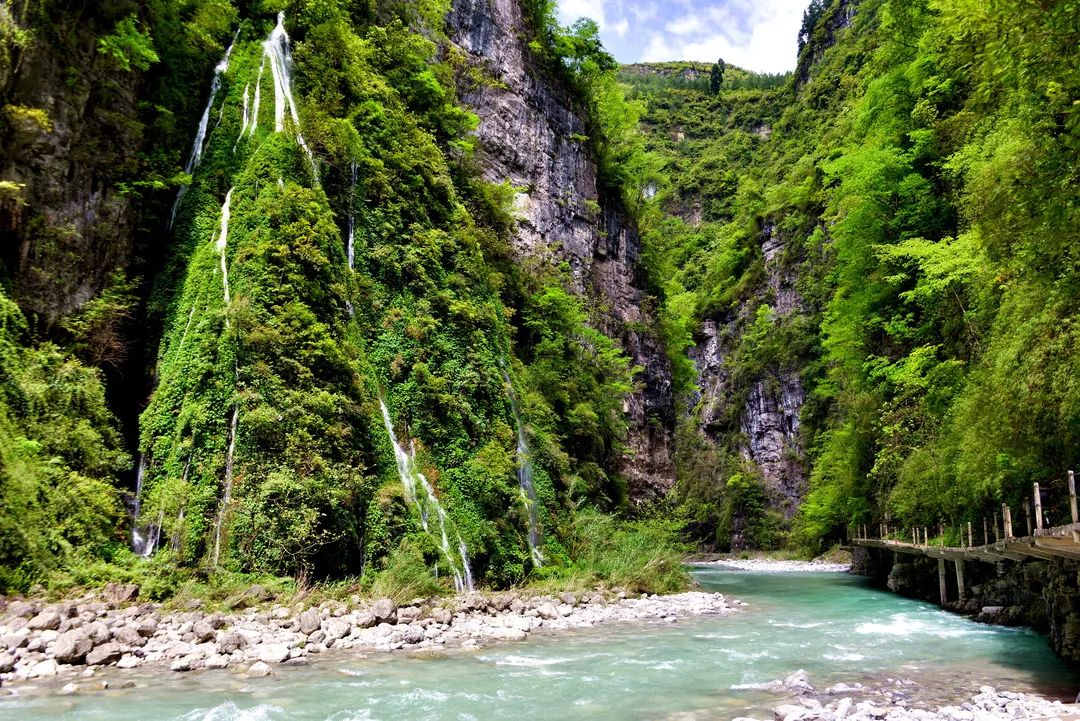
xmin=26 ymin=610 xmax=61 ymax=631
xmin=84 ymin=621 xmax=111 ymax=645
xmin=247 ymin=661 xmax=272 ymax=677
xmin=52 ymin=630 xmax=93 ymax=664
xmin=191 ymin=619 xmax=216 ymax=643
xmin=5 ymin=600 xmax=37 ymax=619
xmin=536 ymin=603 xmax=559 ymax=620
xmin=204 ymin=654 xmax=230 ymax=670
xmin=112 ymin=625 xmax=147 ymax=647
xmin=558 ymin=592 xmax=577 ymax=606
xmin=977 ymin=606 xmax=1005 ymax=624
xmin=324 ymin=618 xmax=350 ymax=643
xmin=115 ymin=654 xmax=143 ymax=669
xmin=430 ymin=608 xmax=452 ymax=624
xmin=783 ymin=669 xmax=815 ymax=695
xmin=103 ymin=583 xmax=139 ymax=604
xmin=0 ymin=652 xmax=14 ymax=673
xmin=299 ymin=608 xmax=321 ymax=635
xmin=170 ymin=656 xmax=199 ymax=672
xmin=396 ymin=606 xmax=422 ymax=624
xmin=246 ymin=585 xmax=273 ymax=602
xmin=136 ymin=617 xmax=159 ymax=637
xmin=86 ymin=642 xmax=122 ymax=666
xmin=255 ymin=644 xmax=290 ymax=663
xmin=354 ymin=610 xmax=377 ymax=629
xmin=220 ymin=632 xmax=249 ymax=654
xmin=371 ymin=598 xmax=397 ymax=623
xmin=28 ymin=659 xmax=59 ymax=678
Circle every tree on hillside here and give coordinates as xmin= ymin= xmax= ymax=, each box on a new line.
xmin=709 ymin=59 xmax=725 ymax=94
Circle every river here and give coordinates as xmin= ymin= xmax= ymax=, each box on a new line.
xmin=2 ymin=565 xmax=1074 ymax=720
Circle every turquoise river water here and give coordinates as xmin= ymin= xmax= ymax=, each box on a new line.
xmin=2 ymin=565 xmax=1076 ymax=720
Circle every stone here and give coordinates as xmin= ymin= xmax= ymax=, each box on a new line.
xmin=324 ymin=618 xmax=350 ymax=642
xmin=299 ymin=608 xmax=322 ymax=635
xmin=353 ymin=610 xmax=377 ymax=629
xmin=191 ymin=619 xmax=216 ymax=643
xmin=256 ymin=644 xmax=290 ymax=663
xmin=220 ymin=632 xmax=249 ymax=654
xmin=247 ymin=661 xmax=272 ymax=677
xmin=28 ymin=658 xmax=59 ymax=678
xmin=26 ymin=610 xmax=61 ymax=631
xmin=536 ymin=603 xmax=559 ymax=620
xmin=558 ymin=592 xmax=577 ymax=606
xmin=430 ymin=608 xmax=453 ymax=624
xmin=84 ymin=621 xmax=111 ymax=645
xmin=782 ymin=669 xmax=815 ymax=695
xmin=371 ymin=598 xmax=397 ymax=623
xmin=0 ymin=653 xmax=14 ymax=673
xmin=170 ymin=656 xmax=200 ymax=672
xmin=396 ymin=606 xmax=422 ymax=624
xmin=60 ymin=682 xmax=78 ymax=695
xmin=5 ymin=601 xmax=37 ymax=619
xmin=395 ymin=625 xmax=425 ymax=645
xmin=86 ymin=642 xmax=122 ymax=666
xmin=103 ymin=583 xmax=139 ymax=604
xmin=283 ymin=656 xmax=309 ymax=666
xmin=136 ymin=617 xmax=158 ymax=637
xmin=977 ymin=606 xmax=1005 ymax=624
xmin=2 ymin=633 xmax=26 ymax=650
xmin=246 ymin=585 xmax=273 ymax=602
xmin=115 ymin=654 xmax=143 ymax=669
xmin=52 ymin=629 xmax=93 ymax=664
xmin=204 ymin=654 xmax=230 ymax=669
xmin=112 ymin=625 xmax=147 ymax=647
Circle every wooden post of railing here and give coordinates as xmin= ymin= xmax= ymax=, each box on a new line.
xmin=1003 ymin=504 xmax=1013 ymax=539
xmin=1070 ymin=471 xmax=1079 ymax=542
xmin=967 ymin=521 xmax=973 ymax=548
xmin=983 ymin=517 xmax=989 ymax=545
xmin=994 ymin=512 xmax=1000 ymax=542
xmin=1025 ymin=501 xmax=1033 ymax=537
xmin=923 ymin=526 xmax=928 ymax=547
xmin=1035 ymin=482 xmax=1044 ymax=533
xmin=939 ymin=520 xmax=944 ymax=547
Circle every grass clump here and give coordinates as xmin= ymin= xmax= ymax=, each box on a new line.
xmin=368 ymin=538 xmax=446 ymax=604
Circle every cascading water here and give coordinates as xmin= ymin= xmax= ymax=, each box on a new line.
xmin=379 ymin=398 xmax=473 ymax=592
xmin=211 ymin=405 xmax=239 ymax=567
xmin=249 ymin=57 xmax=264 ymax=138
xmin=130 ymin=455 xmax=156 ymax=556
xmin=503 ymin=370 xmax=543 ymax=565
xmin=347 ymin=161 xmax=357 ymax=270
xmin=261 ymin=13 xmax=315 ymax=174
xmin=234 ymin=84 xmax=250 ymax=150
xmin=215 ymin=188 xmax=234 ymax=311
xmin=169 ymin=31 xmax=238 ymax=228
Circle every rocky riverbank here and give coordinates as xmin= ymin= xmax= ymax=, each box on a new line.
xmin=0 ymin=583 xmax=736 ymax=694
xmin=736 ymin=671 xmax=1080 ymax=720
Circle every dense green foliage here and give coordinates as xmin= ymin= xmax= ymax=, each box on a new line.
xmin=0 ymin=0 xmax=687 ymax=595
xmin=632 ymin=0 xmax=1080 ymax=551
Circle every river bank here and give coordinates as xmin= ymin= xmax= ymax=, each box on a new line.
xmin=0 ymin=583 xmax=735 ymax=694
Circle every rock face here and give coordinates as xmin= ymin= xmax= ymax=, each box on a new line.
xmin=446 ymin=0 xmax=675 ymax=500
xmin=688 ymin=220 xmax=809 ymax=528
xmin=0 ymin=7 xmax=144 ymax=323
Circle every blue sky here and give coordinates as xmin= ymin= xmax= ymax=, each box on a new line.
xmin=555 ymin=0 xmax=809 ymax=74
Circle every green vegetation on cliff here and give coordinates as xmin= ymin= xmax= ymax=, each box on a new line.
xmin=630 ymin=0 xmax=1080 ymax=552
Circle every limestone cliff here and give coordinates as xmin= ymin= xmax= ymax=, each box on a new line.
xmin=446 ymin=0 xmax=676 ymax=501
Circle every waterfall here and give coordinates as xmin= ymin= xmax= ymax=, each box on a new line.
xmin=234 ymin=84 xmax=250 ymax=150
xmin=261 ymin=13 xmax=315 ymax=174
xmin=216 ymin=188 xmax=234 ymax=316
xmin=347 ymin=161 xmax=357 ymax=270
xmin=503 ymin=370 xmax=543 ymax=566
xmin=211 ymin=405 xmax=239 ymax=567
xmin=249 ymin=56 xmax=264 ymax=137
xmin=130 ymin=455 xmax=154 ymax=556
xmin=169 ymin=31 xmax=239 ymax=228
xmin=379 ymin=398 xmax=474 ymax=592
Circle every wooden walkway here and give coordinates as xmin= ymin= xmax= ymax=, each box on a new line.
xmin=849 ymin=474 xmax=1080 ymax=605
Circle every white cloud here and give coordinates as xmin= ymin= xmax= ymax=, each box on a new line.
xmin=591 ymin=0 xmax=807 ymax=74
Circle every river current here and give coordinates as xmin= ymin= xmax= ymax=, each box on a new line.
xmin=3 ymin=566 xmax=1074 ymax=720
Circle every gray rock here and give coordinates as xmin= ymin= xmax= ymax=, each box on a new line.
xmin=85 ymin=642 xmax=122 ymax=666
xmin=396 ymin=606 xmax=422 ymax=624
xmin=783 ymin=669 xmax=814 ymax=695
xmin=354 ymin=610 xmax=377 ymax=629
xmin=430 ymin=608 xmax=452 ymax=624
xmin=191 ymin=619 xmax=216 ymax=643
xmin=247 ymin=585 xmax=273 ymax=602
xmin=371 ymin=598 xmax=397 ymax=623
xmin=170 ymin=656 xmax=199 ymax=672
xmin=256 ymin=644 xmax=290 ymax=663
xmin=204 ymin=654 xmax=230 ymax=669
xmin=536 ymin=603 xmax=559 ymax=620
xmin=0 ymin=652 xmax=14 ymax=673
xmin=26 ymin=610 xmax=61 ymax=631
xmin=247 ymin=660 xmax=272 ymax=677
xmin=299 ymin=608 xmax=321 ymax=635
xmin=558 ymin=592 xmax=577 ymax=606
xmin=324 ymin=618 xmax=350 ymax=642
xmin=103 ymin=583 xmax=139 ymax=604
xmin=112 ymin=625 xmax=147 ymax=647
xmin=27 ymin=658 xmax=58 ymax=678
xmin=84 ymin=621 xmax=110 ymax=645
xmin=2 ymin=633 xmax=27 ymax=650
xmin=136 ymin=617 xmax=158 ymax=637
xmin=52 ymin=630 xmax=93 ymax=664
xmin=395 ymin=625 xmax=424 ymax=645
xmin=220 ymin=632 xmax=248 ymax=654
xmin=5 ymin=601 xmax=37 ymax=619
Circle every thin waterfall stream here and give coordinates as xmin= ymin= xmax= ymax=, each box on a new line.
xmin=502 ymin=370 xmax=543 ymax=565
xmin=378 ymin=397 xmax=473 ymax=592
